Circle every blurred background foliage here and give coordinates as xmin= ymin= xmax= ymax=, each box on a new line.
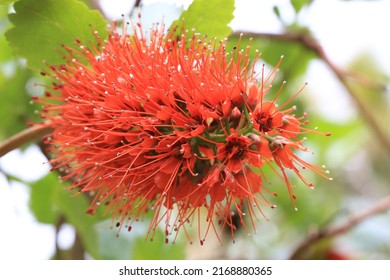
xmin=0 ymin=0 xmax=389 ymax=260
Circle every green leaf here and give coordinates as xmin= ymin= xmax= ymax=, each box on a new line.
xmin=29 ymin=172 xmax=102 ymax=259
xmin=0 ymin=67 xmax=39 ymax=140
xmin=133 ymin=229 xmax=186 ymax=260
xmin=95 ymin=220 xmax=137 ymax=260
xmin=95 ymin=219 xmax=186 ymax=260
xmin=53 ymin=179 xmax=101 ymax=258
xmin=171 ymin=0 xmax=235 ymax=39
xmin=29 ymin=172 xmax=59 ymax=224
xmin=290 ymin=0 xmax=313 ymax=13
xmin=262 ymin=39 xmax=316 ymax=81
xmin=6 ymin=0 xmax=108 ymax=70
xmin=0 ymin=0 xmax=15 ymax=5
xmin=0 ymin=30 xmax=13 ymax=62
xmin=345 ymin=52 xmax=390 ymax=140
xmin=227 ymin=34 xmax=316 ymax=83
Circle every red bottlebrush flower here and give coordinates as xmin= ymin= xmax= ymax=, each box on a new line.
xmin=34 ymin=20 xmax=331 ymax=244
xmin=253 ymin=101 xmax=284 ymax=133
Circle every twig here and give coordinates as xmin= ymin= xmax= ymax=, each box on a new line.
xmin=54 ymin=215 xmax=66 ymax=260
xmin=130 ymin=0 xmax=143 ymax=18
xmin=89 ymin=0 xmax=105 ymax=16
xmin=54 ymin=215 xmax=86 ymax=260
xmin=344 ymin=71 xmax=387 ymax=92
xmin=232 ymin=31 xmax=390 ymax=154
xmin=290 ymin=195 xmax=390 ymax=259
xmin=0 ymin=125 xmax=52 ymax=157
xmin=134 ymin=0 xmax=142 ymax=8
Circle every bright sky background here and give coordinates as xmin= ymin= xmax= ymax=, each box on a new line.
xmin=1 ymin=0 xmax=389 ymax=259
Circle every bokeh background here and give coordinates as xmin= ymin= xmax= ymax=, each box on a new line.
xmin=1 ymin=0 xmax=390 ymax=260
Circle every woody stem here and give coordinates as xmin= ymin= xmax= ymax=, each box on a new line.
xmin=289 ymin=195 xmax=390 ymax=259
xmin=0 ymin=125 xmax=53 ymax=157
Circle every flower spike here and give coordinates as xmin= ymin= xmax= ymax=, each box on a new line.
xmin=34 ymin=20 xmax=331 ymax=244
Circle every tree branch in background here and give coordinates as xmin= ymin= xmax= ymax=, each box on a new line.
xmin=90 ymin=0 xmax=143 ymax=19
xmin=0 ymin=125 xmax=52 ymax=157
xmin=130 ymin=0 xmax=143 ymax=17
xmin=134 ymin=0 xmax=142 ymax=9
xmin=54 ymin=215 xmax=86 ymax=260
xmin=290 ymin=195 xmax=390 ymax=259
xmin=232 ymin=31 xmax=390 ymax=154
xmin=89 ymin=0 xmax=105 ymax=16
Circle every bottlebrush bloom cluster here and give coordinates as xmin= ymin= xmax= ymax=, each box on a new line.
xmin=35 ymin=20 xmax=331 ymax=244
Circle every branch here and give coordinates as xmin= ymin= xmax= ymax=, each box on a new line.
xmin=0 ymin=125 xmax=52 ymax=157
xmin=89 ymin=0 xmax=143 ymax=20
xmin=232 ymin=31 xmax=390 ymax=154
xmin=134 ymin=0 xmax=142 ymax=8
xmin=290 ymin=195 xmax=390 ymax=259
xmin=130 ymin=0 xmax=143 ymax=18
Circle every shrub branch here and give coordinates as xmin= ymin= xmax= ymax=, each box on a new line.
xmin=0 ymin=125 xmax=52 ymax=157
xmin=289 ymin=195 xmax=390 ymax=259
